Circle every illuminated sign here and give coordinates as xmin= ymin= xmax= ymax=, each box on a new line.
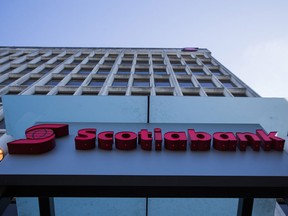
xmin=6 ymin=124 xmax=285 ymax=155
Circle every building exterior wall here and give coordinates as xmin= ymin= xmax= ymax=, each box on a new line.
xmin=0 ymin=47 xmax=287 ymax=216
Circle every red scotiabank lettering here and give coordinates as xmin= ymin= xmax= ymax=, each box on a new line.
xmin=115 ymin=131 xmax=137 ymax=150
xmin=188 ymin=129 xmax=211 ymax=151
xmin=74 ymin=128 xmax=285 ymax=152
xmin=164 ymin=132 xmax=187 ymax=151
xmin=75 ymin=128 xmax=96 ymax=150
xmin=98 ymin=131 xmax=114 ymax=150
xmin=7 ymin=124 xmax=69 ymax=154
xmin=213 ymin=132 xmax=237 ymax=151
xmin=7 ymin=124 xmax=286 ymax=155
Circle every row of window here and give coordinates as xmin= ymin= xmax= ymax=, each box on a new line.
xmin=0 ymin=75 xmax=239 ymax=89
xmin=0 ymin=50 xmax=209 ymax=60
xmin=1 ymin=86 xmax=248 ymax=97
xmin=0 ymin=58 xmax=216 ymax=67
xmin=0 ymin=65 xmax=225 ymax=76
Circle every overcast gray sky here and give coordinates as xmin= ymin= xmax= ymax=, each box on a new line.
xmin=0 ymin=0 xmax=287 ymax=99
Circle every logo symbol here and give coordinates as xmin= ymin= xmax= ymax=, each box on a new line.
xmin=7 ymin=124 xmax=69 ymax=154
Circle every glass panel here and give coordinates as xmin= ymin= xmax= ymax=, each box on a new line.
xmin=153 ymin=68 xmax=167 ymax=75
xmin=155 ymin=79 xmax=170 ymax=87
xmin=86 ymin=60 xmax=98 ymax=66
xmin=60 ymin=68 xmax=72 ymax=74
xmin=88 ymin=79 xmax=105 ymax=87
xmin=178 ymin=80 xmax=193 ymax=87
xmin=173 ymin=69 xmax=187 ymax=75
xmin=78 ymin=68 xmax=92 ymax=75
xmin=117 ymin=68 xmax=131 ymax=74
xmin=133 ymin=80 xmax=150 ymax=87
xmin=39 ymin=68 xmax=52 ymax=74
xmin=0 ymin=78 xmax=18 ymax=85
xmin=66 ymin=79 xmax=84 ymax=86
xmin=135 ymin=69 xmax=149 ymax=75
xmin=112 ymin=79 xmax=128 ymax=87
xmin=222 ymin=81 xmax=236 ymax=88
xmin=22 ymin=78 xmax=39 ymax=85
xmin=97 ymin=68 xmax=111 ymax=74
xmin=192 ymin=70 xmax=205 ymax=75
xmin=46 ymin=79 xmax=62 ymax=86
xmin=199 ymin=81 xmax=216 ymax=88
xmin=210 ymin=69 xmax=223 ymax=76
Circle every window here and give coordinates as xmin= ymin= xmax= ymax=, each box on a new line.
xmin=5 ymin=90 xmax=21 ymax=95
xmin=82 ymin=90 xmax=99 ymax=96
xmin=153 ymin=68 xmax=167 ymax=75
xmin=73 ymin=59 xmax=83 ymax=65
xmin=202 ymin=60 xmax=214 ymax=66
xmin=77 ymin=53 xmax=89 ymax=59
xmin=117 ymin=68 xmax=131 ymax=74
xmin=35 ymin=60 xmax=47 ymax=65
xmin=136 ymin=59 xmax=149 ymax=65
xmin=178 ymin=80 xmax=194 ymax=87
xmin=86 ymin=60 xmax=99 ymax=66
xmin=153 ymin=60 xmax=165 ymax=66
xmin=181 ymin=55 xmax=194 ymax=60
xmin=192 ymin=70 xmax=205 ymax=76
xmin=108 ymin=54 xmax=118 ymax=58
xmin=20 ymin=67 xmax=37 ymax=74
xmin=57 ymin=91 xmax=74 ymax=95
xmin=221 ymin=80 xmax=236 ymax=88
xmin=210 ymin=69 xmax=223 ymax=76
xmin=231 ymin=92 xmax=247 ymax=97
xmin=97 ymin=67 xmax=111 ymax=74
xmin=133 ymin=79 xmax=150 ymax=87
xmin=0 ymin=78 xmax=18 ymax=85
xmin=22 ymin=78 xmax=39 ymax=85
xmin=66 ymin=78 xmax=85 ymax=86
xmin=152 ymin=54 xmax=162 ymax=58
xmin=206 ymin=92 xmax=224 ymax=97
xmin=120 ymin=60 xmax=133 ymax=66
xmin=137 ymin=54 xmax=148 ymax=58
xmin=135 ymin=68 xmax=149 ymax=75
xmin=34 ymin=91 xmax=48 ymax=95
xmin=173 ymin=68 xmax=187 ymax=75
xmin=156 ymin=91 xmax=174 ymax=96
xmin=78 ymin=68 xmax=92 ymax=75
xmin=112 ymin=79 xmax=129 ymax=87
xmin=170 ymin=60 xmax=182 ymax=66
xmin=52 ymin=60 xmax=64 ymax=65
xmin=49 ymin=53 xmax=59 ymax=58
xmin=108 ymin=91 xmax=126 ymax=96
xmin=196 ymin=54 xmax=207 ymax=59
xmin=198 ymin=80 xmax=216 ymax=88
xmin=185 ymin=60 xmax=198 ymax=66
xmin=155 ymin=79 xmax=170 ymax=87
xmin=167 ymin=54 xmax=179 ymax=59
xmin=59 ymin=68 xmax=73 ymax=75
xmin=182 ymin=91 xmax=200 ymax=96
xmin=102 ymin=60 xmax=115 ymax=66
xmin=94 ymin=54 xmax=104 ymax=58
xmin=131 ymin=89 xmax=151 ymax=96
xmin=39 ymin=68 xmax=52 ymax=74
xmin=88 ymin=79 xmax=105 ymax=87
xmin=46 ymin=78 xmax=63 ymax=86
xmin=123 ymin=54 xmax=134 ymax=58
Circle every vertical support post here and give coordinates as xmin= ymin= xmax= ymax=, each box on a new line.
xmin=38 ymin=197 xmax=55 ymax=216
xmin=0 ymin=197 xmax=11 ymax=215
xmin=237 ymin=198 xmax=254 ymax=216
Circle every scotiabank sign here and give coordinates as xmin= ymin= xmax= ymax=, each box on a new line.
xmin=7 ymin=124 xmax=285 ymax=155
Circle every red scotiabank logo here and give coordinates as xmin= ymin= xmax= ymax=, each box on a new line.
xmin=7 ymin=124 xmax=285 ymax=154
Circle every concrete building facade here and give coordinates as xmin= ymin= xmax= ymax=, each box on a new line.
xmin=0 ymin=47 xmax=287 ymax=216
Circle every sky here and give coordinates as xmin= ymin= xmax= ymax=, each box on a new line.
xmin=0 ymin=0 xmax=287 ymax=99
